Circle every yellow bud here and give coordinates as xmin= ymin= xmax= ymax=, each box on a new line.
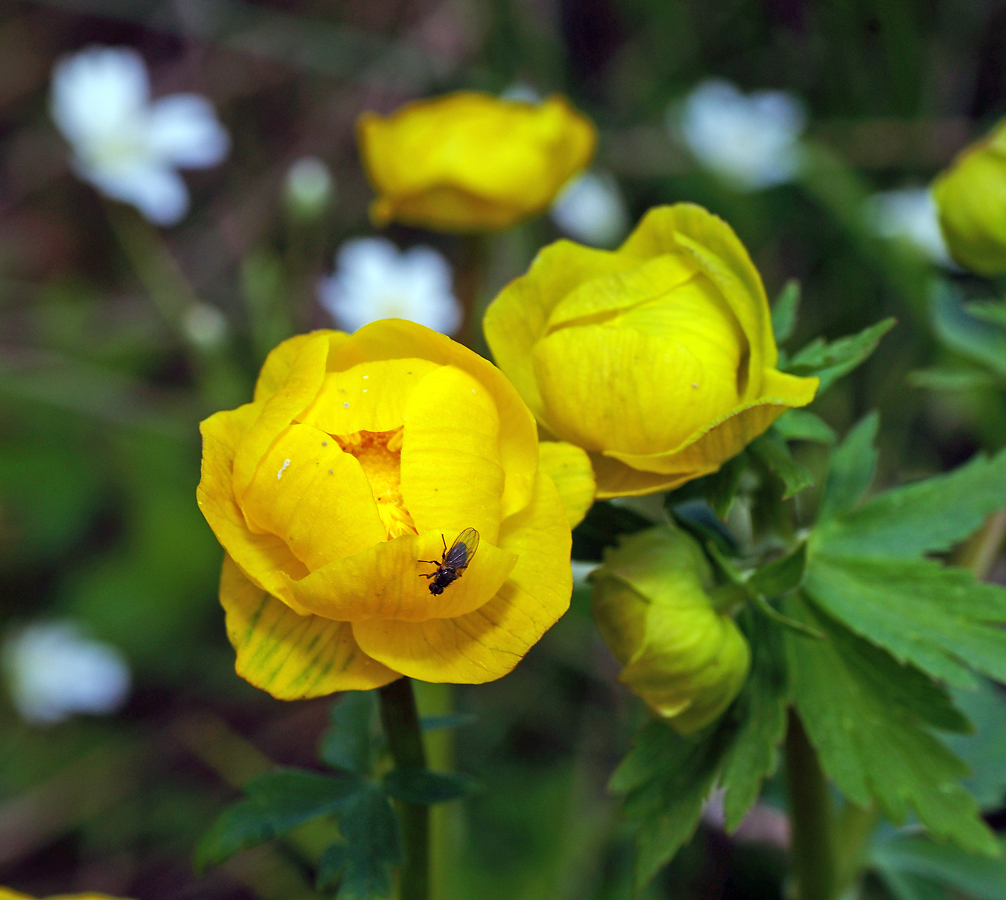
xmin=590 ymin=525 xmax=750 ymax=734
xmin=484 ymin=203 xmax=818 ymax=498
xmin=357 ymin=92 xmax=596 ymax=233
xmin=932 ymin=119 xmax=1006 ymax=275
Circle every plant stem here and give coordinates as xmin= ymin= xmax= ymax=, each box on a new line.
xmin=785 ymin=710 xmax=836 ymax=900
xmin=379 ymin=677 xmax=430 ymax=900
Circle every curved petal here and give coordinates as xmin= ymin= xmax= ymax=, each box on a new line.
xmin=590 ymin=454 xmax=703 ymax=498
xmin=538 ymin=441 xmax=595 ymax=527
xmin=372 ymin=185 xmax=527 ymax=232
xmin=197 ymin=405 xmax=309 ymax=601
xmin=348 ymin=319 xmax=538 ymax=520
xmin=281 ymin=529 xmax=517 ymax=623
xmin=146 ymin=94 xmax=230 ymax=169
xmin=352 ymin=470 xmax=571 ymax=683
xmin=220 ymin=555 xmax=398 ymax=698
xmin=401 ymin=365 xmax=504 ymax=542
xmin=240 ymin=422 xmax=386 ymax=570
xmin=254 ymin=330 xmax=351 ymax=403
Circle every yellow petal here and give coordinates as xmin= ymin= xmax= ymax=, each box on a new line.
xmin=538 ymin=441 xmax=595 ymax=527
xmin=349 ymin=319 xmax=539 ymax=520
xmin=351 ymin=469 xmax=571 ymax=682
xmin=220 ymin=555 xmax=399 ymax=698
xmin=254 ymin=330 xmax=352 ymax=403
xmin=197 ymin=405 xmax=309 ymax=601
xmin=297 ymin=358 xmax=440 ymax=437
xmin=401 ymin=365 xmax=504 ymax=543
xmin=281 ymin=530 xmax=517 ymax=623
xmin=589 ymin=454 xmax=702 ymax=498
xmin=240 ymin=422 xmax=387 ymax=571
xmin=232 ymin=332 xmax=331 ymax=500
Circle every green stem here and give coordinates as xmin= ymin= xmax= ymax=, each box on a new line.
xmin=785 ymin=710 xmax=836 ymax=900
xmin=379 ymin=677 xmax=430 ymax=900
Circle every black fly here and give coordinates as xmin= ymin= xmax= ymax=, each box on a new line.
xmin=419 ymin=528 xmax=480 ymax=595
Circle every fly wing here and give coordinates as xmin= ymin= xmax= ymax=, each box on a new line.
xmin=445 ymin=527 xmax=479 ymax=569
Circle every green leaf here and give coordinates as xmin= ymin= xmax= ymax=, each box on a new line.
xmin=967 ymin=298 xmax=1006 ymax=330
xmin=802 ymin=554 xmax=1006 ymax=688
xmin=320 ymin=691 xmax=379 ymax=774
xmin=908 ymin=367 xmax=997 ymax=391
xmin=817 ymin=413 xmax=879 ymax=523
xmin=772 ymin=279 xmax=801 ymax=343
xmin=382 ymin=768 xmax=482 ymax=805
xmin=871 ymin=834 xmax=1006 ymax=900
xmin=196 ymin=769 xmax=366 ymax=870
xmin=946 ymin=678 xmax=1006 ymax=810
xmin=705 ymin=451 xmax=749 ymax=518
xmin=317 ymin=785 xmax=403 ymax=899
xmin=750 ymin=434 xmax=814 ymax=499
xmin=610 ymin=719 xmax=731 ymax=891
xmin=420 ymin=713 xmax=478 ymax=732
xmin=749 ymin=543 xmax=807 ymax=598
xmin=772 ymin=409 xmax=836 ymax=445
xmin=718 ymin=610 xmax=790 ymax=831
xmin=875 ymin=867 xmax=952 ymax=900
xmin=785 ymin=318 xmax=897 ymax=392
xmin=931 ymin=286 xmax=1006 ymax=380
xmin=785 ymin=595 xmax=996 ymax=856
xmin=813 ymin=447 xmax=1006 ymax=558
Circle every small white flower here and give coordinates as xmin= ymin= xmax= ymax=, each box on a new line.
xmin=674 ymin=79 xmax=806 ymax=191
xmin=863 ymin=187 xmax=954 ymax=267
xmin=499 ymin=82 xmax=542 ymax=104
xmin=3 ymin=620 xmax=131 ymax=725
xmin=319 ymin=237 xmax=462 ymax=335
xmin=50 ymin=46 xmax=230 ymax=226
xmin=285 ymin=156 xmax=334 ymax=218
xmin=551 ymin=171 xmax=629 ymax=247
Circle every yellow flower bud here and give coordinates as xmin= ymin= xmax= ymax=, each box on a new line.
xmin=591 ymin=525 xmax=750 ymax=734
xmin=197 ymin=321 xmax=580 ymax=697
xmin=484 ymin=203 xmax=819 ymax=497
xmin=932 ymin=119 xmax=1006 ymax=275
xmin=357 ymin=92 xmax=596 ymax=233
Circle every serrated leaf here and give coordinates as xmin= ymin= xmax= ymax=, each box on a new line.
xmin=813 ymin=447 xmax=1006 ymax=558
xmin=750 ymin=434 xmax=814 ymax=499
xmin=718 ymin=610 xmax=790 ymax=831
xmin=803 ymin=554 xmax=1006 ymax=688
xmin=932 ymin=286 xmax=1006 ymax=380
xmin=749 ymin=544 xmax=807 ymax=597
xmin=818 ymin=413 xmax=879 ymax=523
xmin=772 ymin=409 xmax=836 ymax=444
xmin=786 ymin=318 xmax=897 ymax=392
xmin=196 ymin=769 xmax=366 ymax=870
xmin=320 ymin=691 xmax=379 ymax=774
xmin=871 ymin=834 xmax=1006 ymax=900
xmin=772 ymin=280 xmax=801 ymax=343
xmin=382 ymin=768 xmax=481 ymax=805
xmin=610 ymin=719 xmax=731 ymax=891
xmin=946 ymin=679 xmax=1006 ymax=811
xmin=785 ymin=594 xmax=996 ymax=856
xmin=317 ymin=785 xmax=403 ymax=899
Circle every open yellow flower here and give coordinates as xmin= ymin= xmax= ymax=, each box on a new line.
xmin=933 ymin=118 xmax=1006 ymax=275
xmin=357 ymin=92 xmax=596 ymax=232
xmin=483 ymin=203 xmax=819 ymax=497
xmin=591 ymin=525 xmax=750 ymax=734
xmin=197 ymin=320 xmax=578 ymax=697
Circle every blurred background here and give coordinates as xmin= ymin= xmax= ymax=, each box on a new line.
xmin=1 ymin=0 xmax=1005 ymax=897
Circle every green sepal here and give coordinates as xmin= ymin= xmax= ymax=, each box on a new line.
xmin=785 ymin=317 xmax=897 ymax=392
xmin=382 ymin=768 xmax=482 ymax=805
xmin=750 ymin=433 xmax=814 ymax=500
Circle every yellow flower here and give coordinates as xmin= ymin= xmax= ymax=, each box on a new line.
xmin=932 ymin=118 xmax=1006 ymax=275
xmin=590 ymin=525 xmax=750 ymax=734
xmin=483 ymin=203 xmax=819 ymax=497
xmin=357 ymin=92 xmax=596 ymax=233
xmin=0 ymin=892 xmax=128 ymax=900
xmin=197 ymin=320 xmax=584 ymax=697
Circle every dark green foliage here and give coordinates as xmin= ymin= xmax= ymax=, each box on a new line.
xmin=320 ymin=691 xmax=380 ymax=775
xmin=785 ymin=318 xmax=897 ymax=392
xmin=382 ymin=768 xmax=482 ymax=805
xmin=772 ymin=279 xmax=801 ymax=344
xmin=572 ymin=500 xmax=654 ymax=561
xmin=749 ymin=433 xmax=814 ymax=499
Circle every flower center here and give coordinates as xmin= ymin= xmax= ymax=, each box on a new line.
xmin=334 ymin=427 xmax=417 ymax=539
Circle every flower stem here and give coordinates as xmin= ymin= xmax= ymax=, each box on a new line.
xmin=785 ymin=710 xmax=836 ymax=900
xmin=379 ymin=677 xmax=430 ymax=900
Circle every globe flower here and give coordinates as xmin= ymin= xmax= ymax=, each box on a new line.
xmin=483 ymin=203 xmax=819 ymax=497
xmin=357 ymin=92 xmax=596 ymax=232
xmin=591 ymin=525 xmax=750 ymax=734
xmin=932 ymin=118 xmax=1006 ymax=275
xmin=197 ymin=320 xmax=587 ymax=697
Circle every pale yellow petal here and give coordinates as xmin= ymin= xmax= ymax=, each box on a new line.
xmin=538 ymin=441 xmax=595 ymax=527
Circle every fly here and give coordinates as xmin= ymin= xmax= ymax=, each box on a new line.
xmin=419 ymin=527 xmax=480 ymax=595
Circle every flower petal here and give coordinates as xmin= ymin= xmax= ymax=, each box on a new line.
xmin=538 ymin=441 xmax=595 ymax=527
xmin=146 ymin=94 xmax=230 ymax=169
xmin=220 ymin=555 xmax=398 ymax=698
xmin=281 ymin=530 xmax=517 ymax=622
xmin=351 ymin=470 xmax=571 ymax=683
xmin=253 ymin=330 xmax=350 ymax=403
xmin=240 ymin=422 xmax=386 ymax=571
xmin=589 ymin=455 xmax=701 ymax=498
xmin=401 ymin=365 xmax=504 ymax=542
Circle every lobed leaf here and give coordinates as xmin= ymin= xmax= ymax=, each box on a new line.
xmin=816 ymin=413 xmax=879 ymax=523
xmin=772 ymin=279 xmax=801 ymax=344
xmin=750 ymin=434 xmax=814 ymax=500
xmin=785 ymin=318 xmax=896 ymax=392
xmin=319 ymin=691 xmax=380 ymax=774
xmin=772 ymin=409 xmax=836 ymax=445
xmin=382 ymin=768 xmax=482 ymax=805
xmin=870 ymin=834 xmax=1006 ymax=900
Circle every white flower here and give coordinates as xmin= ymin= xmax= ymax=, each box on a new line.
xmin=285 ymin=156 xmax=334 ymax=218
xmin=674 ymin=79 xmax=806 ymax=191
xmin=319 ymin=237 xmax=462 ymax=335
xmin=50 ymin=46 xmax=230 ymax=226
xmin=499 ymin=82 xmax=542 ymax=104
xmin=3 ymin=620 xmax=131 ymax=725
xmin=551 ymin=171 xmax=629 ymax=247
xmin=863 ymin=187 xmax=954 ymax=267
